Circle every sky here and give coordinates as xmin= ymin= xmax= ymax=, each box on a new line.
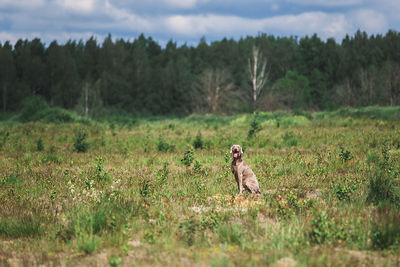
xmin=0 ymin=0 xmax=399 ymax=46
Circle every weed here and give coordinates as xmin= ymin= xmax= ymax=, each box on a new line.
xmin=157 ymin=135 xmax=173 ymax=152
xmin=339 ymin=146 xmax=353 ymax=162
xmin=143 ymin=231 xmax=157 ymax=244
xmin=0 ymin=131 xmax=9 ymax=149
xmin=181 ymin=149 xmax=194 ymax=167
xmin=331 ymin=180 xmax=357 ymax=201
xmin=0 ymin=215 xmax=43 ymax=238
xmin=109 ymin=256 xmax=122 ymax=267
xmin=139 ymin=179 xmax=152 ymax=198
xmin=73 ymin=129 xmax=90 ymax=152
xmin=156 ymin=162 xmax=169 ymax=186
xmin=178 ymin=219 xmax=198 ymax=246
xmin=193 ymin=131 xmax=204 ymax=149
xmin=367 ymin=143 xmax=399 ymax=206
xmin=41 ymin=153 xmax=62 ymax=164
xmin=95 ymin=157 xmax=110 ymax=182
xmin=217 ymin=224 xmax=243 ymax=246
xmin=36 ymin=137 xmax=44 ymax=151
xmin=248 ymin=113 xmax=262 ymax=138
xmin=371 ymin=206 xmax=400 ymax=249
xmin=309 ymin=211 xmax=333 ymax=244
xmin=282 ymin=131 xmax=298 ymax=147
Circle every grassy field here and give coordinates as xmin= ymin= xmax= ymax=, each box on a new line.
xmin=0 ymin=107 xmax=399 ymax=266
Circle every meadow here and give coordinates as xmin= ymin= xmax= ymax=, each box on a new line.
xmin=0 ymin=107 xmax=399 ymax=266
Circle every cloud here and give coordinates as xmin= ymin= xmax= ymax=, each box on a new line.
xmin=0 ymin=0 xmax=398 ymax=45
xmin=287 ymin=0 xmax=364 ymax=7
xmin=0 ymin=0 xmax=45 ymax=8
xmin=349 ymin=9 xmax=388 ymax=33
xmin=56 ymin=0 xmax=96 ymax=13
xmin=163 ymin=12 xmax=351 ymax=40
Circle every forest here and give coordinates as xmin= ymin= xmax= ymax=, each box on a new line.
xmin=0 ymin=30 xmax=400 ymax=117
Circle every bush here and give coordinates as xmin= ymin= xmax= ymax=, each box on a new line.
xmin=248 ymin=113 xmax=262 ymax=138
xmin=19 ymin=96 xmax=48 ymax=122
xmin=73 ymin=129 xmax=90 ymax=152
xmin=181 ymin=149 xmax=194 ymax=167
xmin=36 ymin=137 xmax=44 ymax=151
xmin=157 ymin=135 xmax=172 ymax=152
xmin=366 ymin=143 xmax=399 ymax=206
xmin=193 ymin=131 xmax=204 ymax=149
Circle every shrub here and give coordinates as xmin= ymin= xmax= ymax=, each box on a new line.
xmin=282 ymin=131 xmax=298 ymax=147
xmin=193 ymin=131 xmax=204 ymax=149
xmin=178 ymin=219 xmax=198 ymax=246
xmin=74 ymin=129 xmax=90 ymax=152
xmin=367 ymin=143 xmax=399 ymax=206
xmin=248 ymin=113 xmax=262 ymax=138
xmin=181 ymin=149 xmax=194 ymax=167
xmin=339 ymin=146 xmax=353 ymax=162
xmin=332 ymin=181 xmax=357 ymax=201
xmin=19 ymin=95 xmax=48 ymax=122
xmin=36 ymin=137 xmax=44 ymax=151
xmin=309 ymin=211 xmax=333 ymax=244
xmin=95 ymin=157 xmax=110 ymax=182
xmin=157 ymin=135 xmax=172 ymax=152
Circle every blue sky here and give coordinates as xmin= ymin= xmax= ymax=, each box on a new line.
xmin=0 ymin=0 xmax=399 ymax=45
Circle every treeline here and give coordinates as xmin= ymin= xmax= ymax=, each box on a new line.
xmin=1 ymin=30 xmax=400 ymax=116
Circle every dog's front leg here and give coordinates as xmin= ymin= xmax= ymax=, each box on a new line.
xmin=238 ymin=172 xmax=243 ymax=195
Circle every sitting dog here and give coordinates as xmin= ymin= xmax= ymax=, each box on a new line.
xmin=230 ymin=144 xmax=261 ymax=194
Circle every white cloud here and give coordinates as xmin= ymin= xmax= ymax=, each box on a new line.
xmin=0 ymin=0 xmax=45 ymax=8
xmin=287 ymin=0 xmax=364 ymax=7
xmin=349 ymin=9 xmax=388 ymax=33
xmin=162 ymin=0 xmax=199 ymax=9
xmin=163 ymin=12 xmax=351 ymax=40
xmin=56 ymin=0 xmax=96 ymax=13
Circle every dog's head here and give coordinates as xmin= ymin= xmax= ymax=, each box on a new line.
xmin=230 ymin=144 xmax=243 ymax=159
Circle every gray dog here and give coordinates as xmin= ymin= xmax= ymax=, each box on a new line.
xmin=230 ymin=144 xmax=261 ymax=194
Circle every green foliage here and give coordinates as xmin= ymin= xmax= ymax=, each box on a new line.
xmin=36 ymin=137 xmax=44 ymax=151
xmin=248 ymin=113 xmax=262 ymax=138
xmin=40 ymin=153 xmax=62 ymax=164
xmin=217 ymin=224 xmax=243 ymax=246
xmin=178 ymin=219 xmax=198 ymax=246
xmin=157 ymin=135 xmax=173 ymax=152
xmin=0 ymin=215 xmax=43 ymax=238
xmin=193 ymin=131 xmax=204 ymax=149
xmin=367 ymin=143 xmax=399 ymax=206
xmin=331 ymin=180 xmax=357 ymax=201
xmin=73 ymin=129 xmax=90 ymax=152
xmin=309 ymin=211 xmax=333 ymax=244
xmin=95 ymin=157 xmax=110 ymax=182
xmin=281 ymin=131 xmax=298 ymax=147
xmin=371 ymin=207 xmax=400 ymax=249
xmin=19 ymin=96 xmax=48 ymax=122
xmin=339 ymin=146 xmax=353 ymax=162
xmin=181 ymin=149 xmax=194 ymax=167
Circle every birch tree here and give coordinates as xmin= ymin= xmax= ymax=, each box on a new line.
xmin=248 ymin=46 xmax=269 ymax=106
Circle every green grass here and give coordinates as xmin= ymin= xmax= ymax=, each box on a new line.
xmin=0 ymin=106 xmax=399 ymax=265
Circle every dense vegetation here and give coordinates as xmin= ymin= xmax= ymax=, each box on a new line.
xmin=0 ymin=108 xmax=399 ymax=265
xmin=1 ymin=30 xmax=400 ymax=116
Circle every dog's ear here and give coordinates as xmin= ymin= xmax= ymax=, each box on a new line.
xmin=230 ymin=146 xmax=233 ymax=153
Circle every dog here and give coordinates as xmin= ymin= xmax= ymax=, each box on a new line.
xmin=230 ymin=144 xmax=261 ymax=194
